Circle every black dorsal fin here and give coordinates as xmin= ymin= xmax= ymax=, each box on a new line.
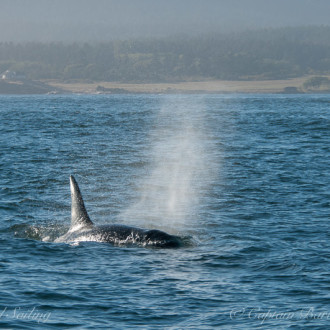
xmin=69 ymin=175 xmax=93 ymax=231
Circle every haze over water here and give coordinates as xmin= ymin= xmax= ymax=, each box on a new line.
xmin=1 ymin=0 xmax=330 ymax=42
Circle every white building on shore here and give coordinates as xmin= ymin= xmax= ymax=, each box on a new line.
xmin=1 ymin=70 xmax=26 ymax=80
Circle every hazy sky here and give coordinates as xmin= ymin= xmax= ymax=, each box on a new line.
xmin=0 ymin=0 xmax=329 ymax=42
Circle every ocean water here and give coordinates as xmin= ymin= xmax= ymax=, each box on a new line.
xmin=0 ymin=94 xmax=329 ymax=329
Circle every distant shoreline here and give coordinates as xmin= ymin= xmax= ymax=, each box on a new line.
xmin=1 ymin=76 xmax=330 ymax=95
xmin=44 ymin=76 xmax=330 ymax=94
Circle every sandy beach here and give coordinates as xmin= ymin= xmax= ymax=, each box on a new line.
xmin=1 ymin=76 xmax=329 ymax=95
xmin=45 ymin=77 xmax=316 ymax=94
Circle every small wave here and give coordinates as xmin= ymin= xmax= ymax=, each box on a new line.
xmin=10 ymin=223 xmax=68 ymax=242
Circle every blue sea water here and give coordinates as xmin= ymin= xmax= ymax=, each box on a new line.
xmin=0 ymin=94 xmax=329 ymax=329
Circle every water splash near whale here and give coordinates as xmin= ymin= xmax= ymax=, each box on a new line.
xmin=120 ymin=95 xmax=218 ymax=233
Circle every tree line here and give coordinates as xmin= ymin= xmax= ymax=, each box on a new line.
xmin=1 ymin=26 xmax=330 ymax=82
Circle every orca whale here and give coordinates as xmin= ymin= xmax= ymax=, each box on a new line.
xmin=55 ymin=175 xmax=182 ymax=248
